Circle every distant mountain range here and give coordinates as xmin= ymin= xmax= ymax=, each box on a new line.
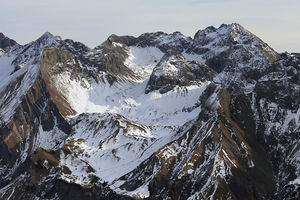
xmin=0 ymin=23 xmax=299 ymax=200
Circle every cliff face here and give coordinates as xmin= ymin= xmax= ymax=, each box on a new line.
xmin=0 ymin=72 xmax=71 ymax=186
xmin=0 ymin=24 xmax=299 ymax=200
xmin=40 ymin=48 xmax=78 ymax=116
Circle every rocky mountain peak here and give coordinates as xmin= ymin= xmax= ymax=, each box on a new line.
xmin=106 ymin=34 xmax=136 ymax=46
xmin=39 ymin=31 xmax=60 ymax=40
xmin=9 ymin=32 xmax=61 ymax=68
xmin=35 ymin=31 xmax=61 ymax=47
xmin=135 ymin=31 xmax=192 ymax=52
xmin=60 ymin=39 xmax=91 ymax=57
xmin=0 ymin=32 xmax=18 ymax=50
xmin=193 ymin=23 xmax=248 ymax=46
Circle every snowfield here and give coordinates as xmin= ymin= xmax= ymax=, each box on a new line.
xmin=53 ymin=46 xmax=210 ymax=184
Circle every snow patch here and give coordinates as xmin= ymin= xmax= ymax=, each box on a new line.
xmin=59 ymin=151 xmax=95 ymax=186
xmin=124 ymin=46 xmax=164 ymax=80
xmin=0 ymin=54 xmax=15 ymax=83
xmin=222 ymin=149 xmax=237 ymax=168
xmin=183 ymin=52 xmax=205 ymax=63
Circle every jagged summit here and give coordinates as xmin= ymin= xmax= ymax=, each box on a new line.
xmin=34 ymin=31 xmax=61 ymax=46
xmin=134 ymin=30 xmax=192 ymax=52
xmin=193 ymin=23 xmax=246 ymax=38
xmin=0 ymin=32 xmax=18 ymax=50
xmin=39 ymin=31 xmax=56 ymax=38
xmin=39 ymin=31 xmax=61 ymax=40
xmin=106 ymin=34 xmax=136 ymax=46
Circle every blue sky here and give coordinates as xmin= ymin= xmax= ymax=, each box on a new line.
xmin=1 ymin=0 xmax=299 ymax=52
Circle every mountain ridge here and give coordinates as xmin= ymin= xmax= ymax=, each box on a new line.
xmin=0 ymin=23 xmax=299 ymax=199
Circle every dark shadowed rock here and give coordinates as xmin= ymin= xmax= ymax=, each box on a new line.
xmin=0 ymin=32 xmax=18 ymax=50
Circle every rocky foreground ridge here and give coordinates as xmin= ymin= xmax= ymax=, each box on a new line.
xmin=0 ymin=24 xmax=299 ymax=199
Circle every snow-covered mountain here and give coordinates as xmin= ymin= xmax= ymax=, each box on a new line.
xmin=0 ymin=24 xmax=299 ymax=200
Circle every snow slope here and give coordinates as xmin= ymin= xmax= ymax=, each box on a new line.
xmin=53 ymin=50 xmax=209 ymax=183
xmin=124 ymin=46 xmax=164 ymax=79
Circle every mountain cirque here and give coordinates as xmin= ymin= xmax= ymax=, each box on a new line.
xmin=0 ymin=23 xmax=299 ymax=200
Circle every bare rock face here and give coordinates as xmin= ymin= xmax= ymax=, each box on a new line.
xmin=190 ymin=23 xmax=278 ymax=71
xmin=145 ymin=53 xmax=216 ymax=94
xmin=134 ymin=31 xmax=192 ymax=53
xmin=40 ymin=48 xmax=78 ymax=116
xmin=0 ymin=74 xmax=71 ymax=193
xmin=0 ymin=24 xmax=299 ymax=200
xmin=79 ymin=35 xmax=139 ymax=84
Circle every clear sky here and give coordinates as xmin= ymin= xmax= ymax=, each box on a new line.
xmin=1 ymin=0 xmax=299 ymax=52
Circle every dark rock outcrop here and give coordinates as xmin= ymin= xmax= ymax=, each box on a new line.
xmin=0 ymin=32 xmax=17 ymax=49
xmin=145 ymin=53 xmax=216 ymax=94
